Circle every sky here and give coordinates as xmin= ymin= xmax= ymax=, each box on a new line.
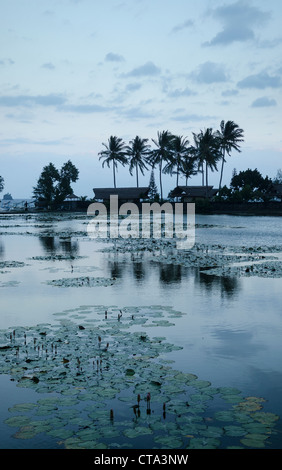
xmin=0 ymin=0 xmax=282 ymax=199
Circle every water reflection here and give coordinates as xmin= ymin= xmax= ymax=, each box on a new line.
xmin=105 ymin=251 xmax=194 ymax=287
xmin=0 ymin=239 xmax=4 ymax=258
xmin=38 ymin=236 xmax=79 ymax=256
xmin=159 ymin=263 xmax=187 ymax=284
xmin=195 ymin=270 xmax=241 ymax=298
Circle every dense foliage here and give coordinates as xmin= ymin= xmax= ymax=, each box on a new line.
xmin=98 ymin=121 xmax=244 ymax=200
xmin=33 ymin=160 xmax=79 ymax=207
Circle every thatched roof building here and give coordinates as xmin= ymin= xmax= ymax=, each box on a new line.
xmin=170 ymin=186 xmax=218 ymax=202
xmin=93 ymin=187 xmax=150 ymax=203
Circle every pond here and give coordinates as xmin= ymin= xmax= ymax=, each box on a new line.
xmin=0 ymin=211 xmax=282 ymax=450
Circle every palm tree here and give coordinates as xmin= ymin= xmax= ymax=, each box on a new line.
xmin=163 ymin=135 xmax=191 ymax=187
xmin=178 ymin=154 xmax=198 ymax=186
xmin=192 ymin=129 xmax=222 ymax=196
xmin=126 ymin=136 xmax=151 ymax=187
xmin=99 ymin=136 xmax=128 ymax=188
xmin=148 ymin=130 xmax=174 ymax=200
xmin=217 ymin=120 xmax=244 ymax=191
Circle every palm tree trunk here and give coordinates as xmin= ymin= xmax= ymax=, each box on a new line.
xmin=219 ymin=149 xmax=225 ymax=191
xmin=159 ymin=160 xmax=163 ymax=201
xmin=176 ymin=163 xmax=179 ymax=187
xmin=136 ymin=165 xmax=139 ymax=188
xmin=202 ymin=163 xmax=204 ymax=186
xmin=206 ymin=162 xmax=208 ymax=198
xmin=113 ymin=162 xmax=116 ymax=188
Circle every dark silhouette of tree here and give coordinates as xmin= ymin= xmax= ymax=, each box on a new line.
xmin=147 ymin=169 xmax=159 ymax=201
xmin=33 ymin=161 xmax=79 ymax=207
xmin=55 ymin=160 xmax=79 ymax=204
xmin=99 ymin=136 xmax=128 ymax=188
xmin=126 ymin=136 xmax=150 ymax=187
xmin=192 ymin=129 xmax=221 ymax=195
xmin=217 ymin=120 xmax=244 ymax=191
xmin=33 ymin=162 xmax=60 ymax=206
xmin=148 ymin=130 xmax=174 ymax=200
xmin=163 ymin=135 xmax=191 ymax=187
xmin=178 ymin=153 xmax=198 ymax=186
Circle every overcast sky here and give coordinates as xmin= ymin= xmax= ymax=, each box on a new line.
xmin=1 ymin=0 xmax=282 ymax=199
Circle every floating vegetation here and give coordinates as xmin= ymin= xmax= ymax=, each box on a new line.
xmin=30 ymin=255 xmax=86 ymax=261
xmin=0 ymin=305 xmax=279 ymax=449
xmin=100 ymin=237 xmax=281 ymax=278
xmin=203 ymin=260 xmax=282 ymax=278
xmin=0 ymin=261 xmax=26 ymax=269
xmin=45 ymin=276 xmax=118 ymax=288
xmin=0 ymin=280 xmax=20 ymax=288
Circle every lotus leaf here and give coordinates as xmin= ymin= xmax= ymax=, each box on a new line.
xmin=5 ymin=415 xmax=31 ymax=427
xmin=223 ymin=425 xmax=247 ymax=437
xmin=187 ymin=437 xmax=221 ymax=449
xmin=240 ymin=433 xmax=269 ymax=448
xmin=154 ymin=435 xmax=183 ymax=448
xmin=123 ymin=427 xmax=153 ymax=438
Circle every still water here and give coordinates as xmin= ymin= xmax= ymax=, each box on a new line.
xmin=0 ymin=212 xmax=282 ymax=449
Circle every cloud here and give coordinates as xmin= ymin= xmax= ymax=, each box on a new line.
xmin=118 ymin=105 xmax=155 ymax=120
xmin=59 ymin=103 xmax=110 ymax=113
xmin=41 ymin=62 xmax=56 ymax=70
xmin=0 ymin=94 xmax=67 ymax=108
xmin=251 ymin=97 xmax=277 ymax=107
xmin=124 ymin=61 xmax=161 ymax=78
xmin=125 ymin=83 xmax=142 ymax=92
xmin=221 ymin=89 xmax=239 ymax=97
xmin=105 ymin=52 xmax=125 ymax=63
xmin=167 ymin=87 xmax=196 ymax=98
xmin=171 ymin=19 xmax=193 ymax=34
xmin=237 ymin=71 xmax=282 ymax=89
xmin=0 ymin=58 xmax=15 ymax=66
xmin=204 ymin=0 xmax=270 ymax=46
xmin=171 ymin=113 xmax=216 ymax=122
xmin=256 ymin=38 xmax=282 ymax=49
xmin=190 ymin=61 xmax=228 ymax=84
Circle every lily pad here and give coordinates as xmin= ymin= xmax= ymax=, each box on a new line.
xmin=5 ymin=416 xmax=31 ymax=427
xmin=240 ymin=433 xmax=269 ymax=448
xmin=123 ymin=427 xmax=153 ymax=438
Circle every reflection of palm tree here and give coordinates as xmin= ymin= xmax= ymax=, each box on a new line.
xmin=163 ymin=135 xmax=191 ymax=187
xmin=126 ymin=136 xmax=151 ymax=187
xmin=148 ymin=131 xmax=174 ymax=200
xmin=192 ymin=129 xmax=221 ymax=195
xmin=99 ymin=136 xmax=128 ymax=188
xmin=217 ymin=120 xmax=244 ymax=191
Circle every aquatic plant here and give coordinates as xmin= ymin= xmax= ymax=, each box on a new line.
xmin=0 ymin=304 xmax=279 ymax=449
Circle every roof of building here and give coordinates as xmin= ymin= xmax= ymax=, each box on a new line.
xmin=93 ymin=187 xmax=150 ymax=200
xmin=170 ymin=186 xmax=218 ymax=198
xmin=64 ymin=194 xmax=80 ymax=201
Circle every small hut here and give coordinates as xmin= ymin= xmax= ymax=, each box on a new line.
xmin=170 ymin=186 xmax=218 ymax=202
xmin=93 ymin=187 xmax=150 ymax=204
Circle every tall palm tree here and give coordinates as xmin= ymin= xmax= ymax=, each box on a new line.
xmin=99 ymin=136 xmax=128 ymax=188
xmin=193 ymin=129 xmax=222 ymax=196
xmin=217 ymin=120 xmax=244 ymax=191
xmin=126 ymin=136 xmax=151 ymax=187
xmin=148 ymin=130 xmax=174 ymax=200
xmin=163 ymin=135 xmax=190 ymax=187
xmin=178 ymin=154 xmax=198 ymax=186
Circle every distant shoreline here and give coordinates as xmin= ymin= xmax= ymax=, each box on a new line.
xmin=1 ymin=201 xmax=282 ymax=216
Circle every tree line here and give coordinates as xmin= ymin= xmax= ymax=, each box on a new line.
xmin=216 ymin=168 xmax=277 ymax=203
xmin=0 ymin=119 xmax=246 ymax=207
xmin=98 ymin=120 xmax=244 ymax=200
